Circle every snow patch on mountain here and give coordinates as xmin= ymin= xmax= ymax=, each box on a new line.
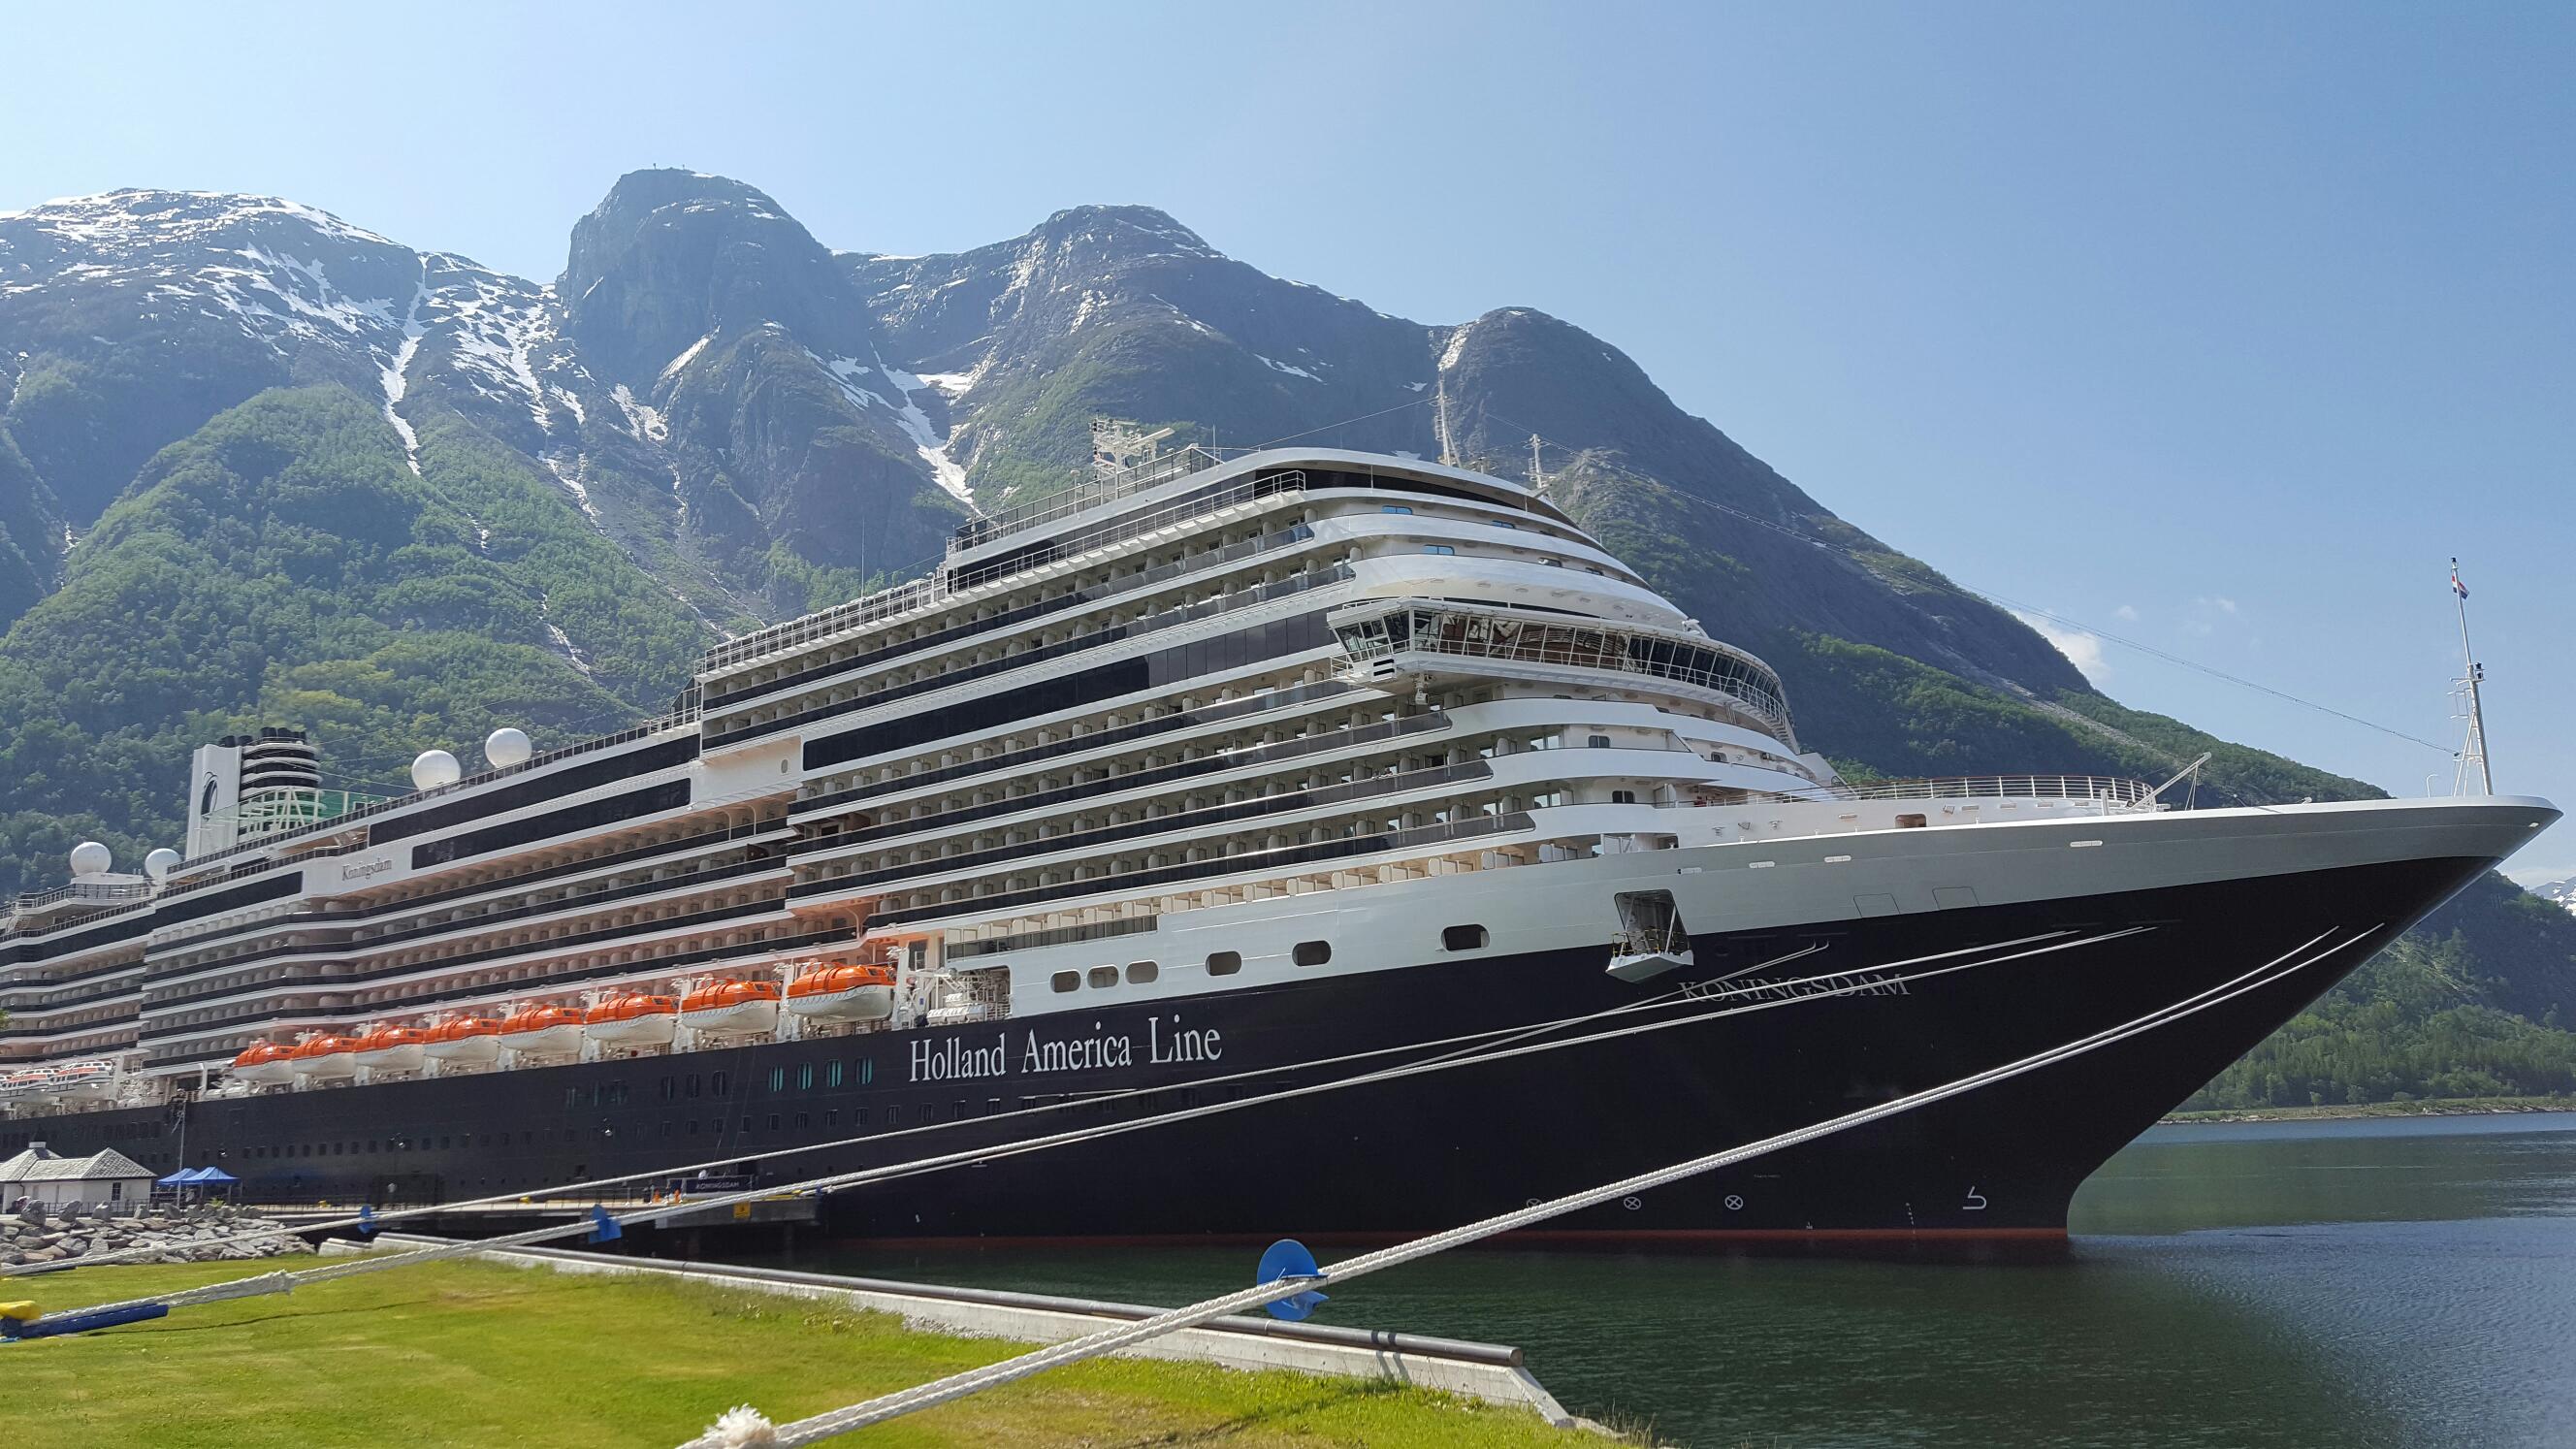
xmin=872 ymin=351 xmax=972 ymax=506
xmin=610 ymin=384 xmax=666 ymax=443
xmin=377 ymin=262 xmax=430 ymax=474
xmin=541 ymin=454 xmax=604 ymax=530
xmin=1256 ymin=354 xmax=1321 ymax=382
xmin=437 ymin=274 xmax=553 ymax=429
xmin=661 ymin=334 xmax=711 ymax=380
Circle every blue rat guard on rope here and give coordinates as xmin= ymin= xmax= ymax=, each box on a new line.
xmin=1255 ymin=1239 xmax=1329 ymax=1321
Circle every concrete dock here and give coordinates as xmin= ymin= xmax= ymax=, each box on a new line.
xmin=338 ymin=1232 xmax=1576 ymax=1427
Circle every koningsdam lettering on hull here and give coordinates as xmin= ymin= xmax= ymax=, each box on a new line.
xmin=910 ymin=1017 xmax=1226 ymax=1083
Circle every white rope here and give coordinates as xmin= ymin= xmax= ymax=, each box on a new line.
xmin=701 ymin=922 xmax=2379 ymax=1446
xmin=10 ymin=925 xmax=2081 ymax=1279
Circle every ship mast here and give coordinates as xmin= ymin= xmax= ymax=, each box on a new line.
xmin=2450 ymin=557 xmax=2493 ymax=796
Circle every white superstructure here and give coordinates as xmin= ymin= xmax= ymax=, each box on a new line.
xmin=0 ymin=445 xmax=2551 ymax=1117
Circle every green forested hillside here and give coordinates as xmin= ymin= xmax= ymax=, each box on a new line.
xmin=0 ymin=384 xmax=702 ymax=891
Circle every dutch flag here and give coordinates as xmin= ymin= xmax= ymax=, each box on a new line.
xmin=2451 ymin=560 xmax=2469 ymax=600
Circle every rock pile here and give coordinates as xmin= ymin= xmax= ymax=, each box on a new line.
xmin=0 ymin=1201 xmax=316 ymax=1267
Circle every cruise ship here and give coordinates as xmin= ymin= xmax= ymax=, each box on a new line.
xmin=0 ymin=444 xmax=2556 ymax=1242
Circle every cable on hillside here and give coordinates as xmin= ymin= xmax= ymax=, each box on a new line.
xmin=1475 ymin=411 xmax=2455 ymax=758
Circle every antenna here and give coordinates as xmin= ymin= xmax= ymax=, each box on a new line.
xmin=1089 ymin=418 xmax=1174 ymax=480
xmin=2448 ymin=557 xmax=2494 ymax=795
xmin=1529 ymin=434 xmax=1547 ymax=494
xmin=1434 ymin=379 xmax=1457 ymax=467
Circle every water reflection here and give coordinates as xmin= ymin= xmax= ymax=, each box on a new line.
xmin=770 ymin=1113 xmax=2576 ymax=1447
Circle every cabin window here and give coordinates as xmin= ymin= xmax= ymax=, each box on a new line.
xmin=796 ymin=1063 xmax=815 ymax=1091
xmin=826 ymin=1061 xmax=845 ymax=1089
xmin=1293 ymin=940 xmax=1332 ymax=968
xmin=711 ymin=1071 xmax=730 ymax=1096
xmin=1126 ymin=960 xmax=1159 ymax=984
xmin=1442 ymin=924 xmax=1489 ymax=951
xmin=1207 ymin=950 xmax=1242 ymax=976
xmin=767 ymin=1067 xmax=788 ymax=1094
xmin=1611 ymin=789 xmax=1637 ymax=805
xmin=1588 ymin=734 xmax=1613 ymax=749
xmin=1051 ymin=970 xmax=1079 ymax=993
xmin=1381 ymin=504 xmax=1414 ymax=515
xmin=1423 ymin=544 xmax=1455 ymax=556
xmin=1087 ymin=965 xmax=1119 ymax=989
xmin=1896 ymin=814 xmax=1928 ymax=829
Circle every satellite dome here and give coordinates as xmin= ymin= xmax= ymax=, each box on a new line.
xmin=68 ymin=840 xmax=113 ymax=877
xmin=144 ymin=848 xmax=182 ymax=882
xmin=484 ymin=726 xmax=533 ymax=768
xmin=410 ymin=749 xmax=464 ymax=790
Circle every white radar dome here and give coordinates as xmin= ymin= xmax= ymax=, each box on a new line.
xmin=68 ymin=840 xmax=113 ymax=877
xmin=144 ymin=848 xmax=182 ymax=882
xmin=410 ymin=749 xmax=464 ymax=790
xmin=484 ymin=726 xmax=533 ymax=768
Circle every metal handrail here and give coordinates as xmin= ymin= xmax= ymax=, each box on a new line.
xmin=166 ymin=707 xmax=702 ymax=880
xmin=947 ymin=446 xmax=1225 ymax=553
xmin=1666 ymin=774 xmax=2160 ymax=809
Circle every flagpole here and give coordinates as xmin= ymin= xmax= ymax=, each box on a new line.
xmin=2451 ymin=558 xmax=2493 ymax=795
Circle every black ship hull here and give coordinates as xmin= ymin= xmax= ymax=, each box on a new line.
xmin=2 ymin=853 xmax=2488 ymax=1245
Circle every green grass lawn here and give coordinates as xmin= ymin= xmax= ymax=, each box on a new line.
xmin=7 ymin=1256 xmax=1597 ymax=1448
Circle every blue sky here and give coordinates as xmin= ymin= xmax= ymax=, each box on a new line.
xmin=6 ymin=2 xmax=2570 ymax=880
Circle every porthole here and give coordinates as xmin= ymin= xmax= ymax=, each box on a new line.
xmin=1207 ymin=950 xmax=1243 ymax=976
xmin=1293 ymin=940 xmax=1332 ymax=968
xmin=1087 ymin=965 xmax=1119 ymax=988
xmin=1441 ymin=924 xmax=1489 ymax=951
xmin=1126 ymin=960 xmax=1159 ymax=984
xmin=1051 ymin=970 xmax=1079 ymax=994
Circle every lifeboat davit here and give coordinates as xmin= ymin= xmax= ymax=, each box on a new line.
xmin=681 ymin=979 xmax=780 ymax=1036
xmin=498 ymin=1005 xmax=586 ymax=1058
xmin=584 ymin=992 xmax=679 ymax=1046
xmin=229 ymin=1042 xmax=298 ymax=1084
xmin=290 ymin=1034 xmax=361 ymax=1080
xmin=422 ymin=1015 xmax=503 ymax=1064
xmin=786 ymin=962 xmax=897 ymax=1022
xmin=352 ymin=1023 xmax=429 ymax=1073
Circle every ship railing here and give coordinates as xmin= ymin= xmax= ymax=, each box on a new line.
xmin=8 ymin=880 xmax=155 ymax=914
xmin=946 ymin=445 xmax=1225 ymax=555
xmin=944 ymin=473 xmax=1307 ymax=592
xmin=166 ymin=704 xmax=706 ymax=883
xmin=1661 ymin=775 xmax=2161 ymax=810
xmin=697 ymin=575 xmax=950 ymax=678
xmin=694 ymin=471 xmax=1307 ymax=687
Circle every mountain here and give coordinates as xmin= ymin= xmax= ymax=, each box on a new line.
xmin=1 ymin=170 xmax=2570 ymax=1107
xmin=2539 ymin=878 xmax=2576 ymax=916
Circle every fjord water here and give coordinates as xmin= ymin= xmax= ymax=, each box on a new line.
xmin=784 ymin=1112 xmax=2576 ymax=1447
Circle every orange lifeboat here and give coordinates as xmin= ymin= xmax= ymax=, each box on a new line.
xmin=786 ymin=961 xmax=898 ymax=1023
xmin=351 ymin=1023 xmax=428 ymax=1073
xmin=229 ymin=1042 xmax=298 ymax=1084
xmin=289 ymin=1033 xmax=361 ymax=1079
xmin=583 ymin=991 xmax=679 ymax=1046
xmin=497 ymin=1004 xmax=586 ymax=1057
xmin=422 ymin=1014 xmax=503 ymax=1064
xmin=680 ymin=978 xmax=780 ymax=1036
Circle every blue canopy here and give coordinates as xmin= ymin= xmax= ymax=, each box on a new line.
xmin=156 ymin=1166 xmax=240 ymax=1186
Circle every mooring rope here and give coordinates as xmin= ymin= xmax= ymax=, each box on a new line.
xmin=40 ymin=922 xmax=2133 ymax=1320
xmin=684 ymin=922 xmax=2380 ymax=1446
xmin=7 ymin=926 xmax=2085 ymax=1279
xmin=20 ymin=924 xmax=2148 ymax=1325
